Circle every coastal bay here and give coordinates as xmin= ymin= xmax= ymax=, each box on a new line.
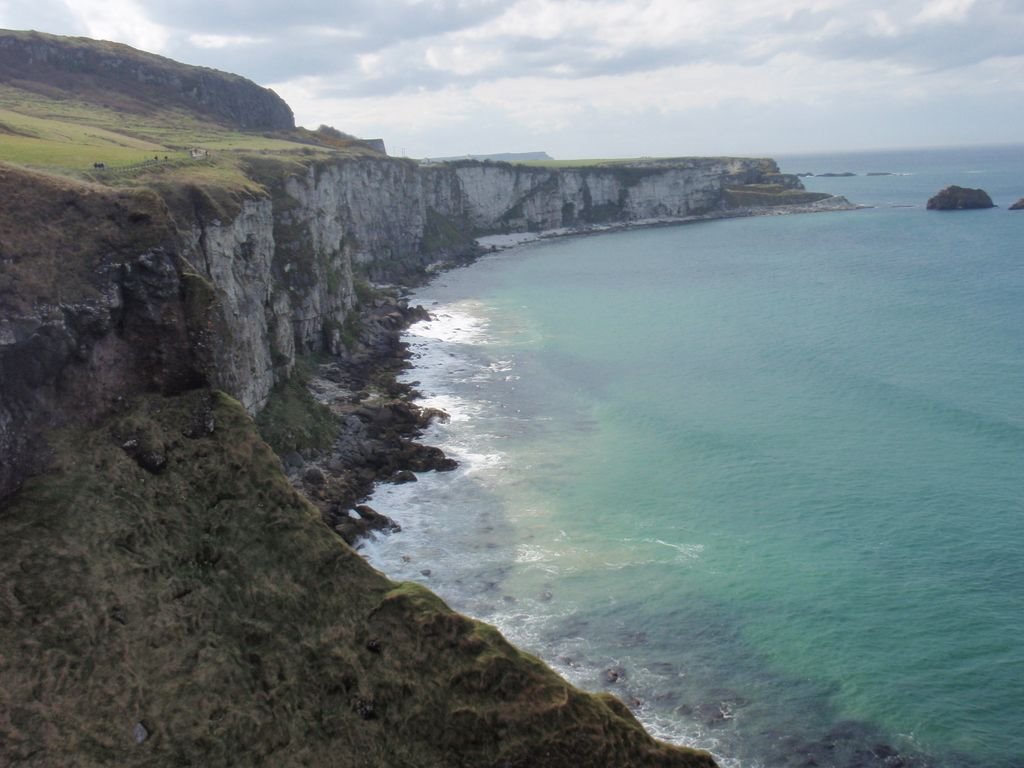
xmin=363 ymin=144 xmax=1024 ymax=768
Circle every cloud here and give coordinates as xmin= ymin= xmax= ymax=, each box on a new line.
xmin=188 ymin=33 xmax=268 ymax=50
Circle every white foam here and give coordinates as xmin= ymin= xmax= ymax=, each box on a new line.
xmin=476 ymin=232 xmax=541 ymax=249
xmin=650 ymin=538 xmax=705 ymax=560
xmin=514 ymin=543 xmax=555 ymax=564
xmin=406 ymin=301 xmax=491 ymax=345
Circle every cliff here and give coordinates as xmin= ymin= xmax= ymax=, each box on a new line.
xmin=0 ymin=149 xmax=809 ymax=766
xmin=2 ymin=151 xmax=799 ymax=498
xmin=450 ymin=157 xmax=818 ymax=231
xmin=0 ymin=32 xmax=848 ymax=765
xmin=0 ymin=150 xmax=737 ymax=764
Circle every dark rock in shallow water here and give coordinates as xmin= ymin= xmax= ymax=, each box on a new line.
xmin=927 ymin=185 xmax=995 ymax=210
xmin=332 ymin=504 xmax=401 ymax=545
xmin=1010 ymin=198 xmax=1024 ymax=210
xmin=603 ymin=665 xmax=627 ymax=684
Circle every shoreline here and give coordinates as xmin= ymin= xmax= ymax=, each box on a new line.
xmin=285 ymin=194 xmax=862 ymax=757
xmin=473 ymin=195 xmax=861 ymax=252
xmin=319 ymin=191 xmax=962 ymax=768
xmin=278 ymin=193 xmax=868 ymax=766
xmin=290 ymin=193 xmax=863 ymax=537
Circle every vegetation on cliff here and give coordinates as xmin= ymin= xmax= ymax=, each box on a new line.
xmin=0 ymin=390 xmax=715 ymax=767
xmin=722 ymin=184 xmax=833 ymax=208
xmin=0 ymin=28 xmax=386 ymax=198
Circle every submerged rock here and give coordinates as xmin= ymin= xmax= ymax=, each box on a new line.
xmin=926 ymin=185 xmax=995 ymax=210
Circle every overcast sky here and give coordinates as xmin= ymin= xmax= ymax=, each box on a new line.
xmin=2 ymin=0 xmax=1022 ymax=158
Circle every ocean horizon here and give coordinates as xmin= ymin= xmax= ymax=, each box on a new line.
xmin=363 ymin=143 xmax=1024 ymax=768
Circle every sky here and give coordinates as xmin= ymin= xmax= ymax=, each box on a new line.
xmin=1 ymin=0 xmax=1022 ymax=159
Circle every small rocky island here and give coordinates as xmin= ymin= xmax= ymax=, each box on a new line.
xmin=926 ymin=185 xmax=995 ymax=210
xmin=1010 ymin=198 xmax=1024 ymax=210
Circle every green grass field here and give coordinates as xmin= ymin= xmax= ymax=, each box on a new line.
xmin=0 ymin=83 xmax=363 ymax=188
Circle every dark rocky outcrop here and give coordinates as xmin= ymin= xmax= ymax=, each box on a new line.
xmin=1009 ymin=198 xmax=1024 ymax=210
xmin=926 ymin=185 xmax=995 ymax=210
xmin=0 ymin=166 xmax=206 ymax=500
xmin=0 ymin=29 xmax=294 ymax=130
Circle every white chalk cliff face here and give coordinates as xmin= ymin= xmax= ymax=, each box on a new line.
xmin=0 ymin=154 xmax=783 ymax=497
xmin=452 ymin=158 xmax=772 ymax=231
xmin=181 ymin=155 xmax=779 ymax=412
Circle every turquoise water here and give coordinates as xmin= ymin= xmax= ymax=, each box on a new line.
xmin=364 ymin=145 xmax=1024 ymax=767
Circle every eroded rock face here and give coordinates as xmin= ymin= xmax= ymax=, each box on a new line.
xmin=178 ymin=155 xmax=787 ymax=415
xmin=0 ymin=169 xmax=202 ymax=500
xmin=926 ymin=185 xmax=995 ymax=210
xmin=451 ymin=157 xmax=783 ymax=231
xmin=1009 ymin=198 xmax=1024 ymax=210
xmin=1 ymin=153 xmax=806 ymax=499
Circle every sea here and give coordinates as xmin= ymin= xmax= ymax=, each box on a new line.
xmin=361 ymin=144 xmax=1024 ymax=768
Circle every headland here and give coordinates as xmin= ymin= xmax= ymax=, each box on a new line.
xmin=0 ymin=28 xmax=852 ymax=767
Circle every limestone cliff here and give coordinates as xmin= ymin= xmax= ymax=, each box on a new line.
xmin=0 ymin=150 xmax=737 ymax=766
xmin=0 ymin=30 xmax=846 ymax=766
xmin=1 ymin=153 xmax=805 ymax=500
xmin=451 ymin=157 xmax=786 ymax=231
xmin=0 ymin=145 xmax=823 ymax=766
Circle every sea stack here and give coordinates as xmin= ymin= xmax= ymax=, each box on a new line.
xmin=926 ymin=185 xmax=995 ymax=210
xmin=1009 ymin=198 xmax=1024 ymax=210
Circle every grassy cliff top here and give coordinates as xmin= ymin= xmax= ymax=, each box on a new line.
xmin=0 ymin=29 xmax=384 ymax=192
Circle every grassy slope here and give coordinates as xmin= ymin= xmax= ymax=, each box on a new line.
xmin=0 ymin=390 xmax=715 ymax=768
xmin=0 ymin=78 xmax=370 ymax=193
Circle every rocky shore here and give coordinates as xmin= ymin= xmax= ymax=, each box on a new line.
xmin=277 ymin=293 xmax=458 ymax=546
xmin=293 ymin=194 xmax=861 ymax=552
xmin=476 ymin=194 xmax=860 ymax=251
